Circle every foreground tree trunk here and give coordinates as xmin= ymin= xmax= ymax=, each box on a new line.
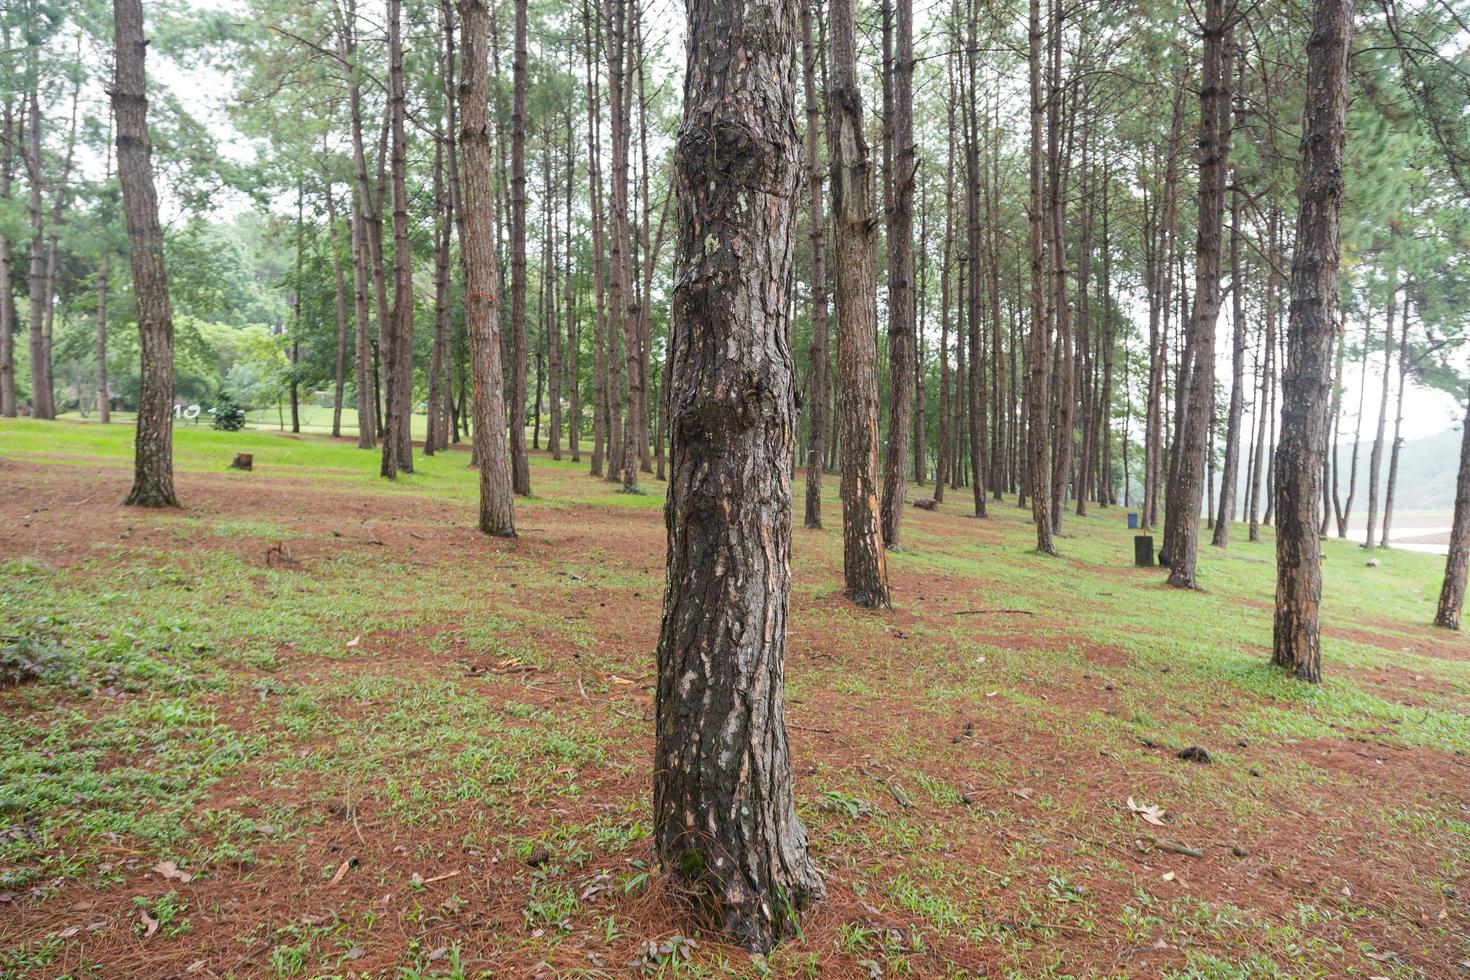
xmin=829 ymin=0 xmax=891 ymax=607
xmin=114 ymin=0 xmax=178 ymax=508
xmin=655 ymin=0 xmax=824 ymax=950
xmin=1435 ymin=390 xmax=1470 ymax=630
xmin=1273 ymin=0 xmax=1354 ymax=683
xmin=460 ymin=0 xmax=516 ymax=537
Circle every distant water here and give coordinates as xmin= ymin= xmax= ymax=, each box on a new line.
xmin=1333 ymin=512 xmax=1452 ymax=556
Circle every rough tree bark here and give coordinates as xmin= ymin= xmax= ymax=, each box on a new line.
xmin=24 ymin=83 xmax=51 ymax=419
xmin=509 ymin=0 xmax=531 ymax=494
xmin=381 ymin=0 xmax=414 ymax=477
xmin=801 ymin=0 xmax=829 ymax=530
xmin=1026 ymin=0 xmax=1055 ymax=554
xmin=460 ymin=0 xmax=516 ymax=537
xmin=584 ymin=0 xmax=608 ymax=476
xmin=1272 ymin=0 xmax=1354 ymax=683
xmin=964 ymin=3 xmax=987 ymax=519
xmin=2 ymin=97 xmax=19 ymax=418
xmin=880 ymin=0 xmax=916 ymax=546
xmin=654 ymin=0 xmax=824 ymax=950
xmin=607 ymin=0 xmax=640 ymax=492
xmin=336 ymin=0 xmax=377 ymax=450
xmin=1166 ymin=0 xmax=1233 ymax=587
xmin=113 ymin=0 xmax=179 ymax=508
xmin=1435 ymin=389 xmax=1470 ymax=630
xmin=829 ymin=0 xmax=891 ymax=607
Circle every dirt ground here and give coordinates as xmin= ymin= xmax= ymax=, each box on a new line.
xmin=2 ymin=438 xmax=1469 ymax=979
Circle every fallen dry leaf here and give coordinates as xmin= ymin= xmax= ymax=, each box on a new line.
xmin=1127 ymin=797 xmax=1167 ymax=826
xmin=329 ymin=859 xmax=352 ymax=886
xmin=346 ymin=636 xmax=361 ymax=648
xmin=139 ymin=909 xmax=159 ymax=938
xmin=152 ymin=860 xmax=193 ymax=884
xmin=1160 ymin=871 xmax=1175 ymax=882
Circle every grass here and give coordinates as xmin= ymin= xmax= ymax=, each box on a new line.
xmin=1 ymin=416 xmax=1468 ymax=978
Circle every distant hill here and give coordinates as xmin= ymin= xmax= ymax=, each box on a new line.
xmin=1329 ymin=427 xmax=1462 ymax=512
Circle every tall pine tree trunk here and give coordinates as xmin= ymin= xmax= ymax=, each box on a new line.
xmin=1363 ymin=275 xmax=1395 ymax=548
xmin=1435 ymin=388 xmax=1470 ymax=630
xmin=801 ymin=0 xmax=830 ymax=530
xmin=1213 ymin=152 xmax=1246 ymax=545
xmin=114 ymin=0 xmax=178 ymax=508
xmin=1273 ymin=0 xmax=1354 ymax=683
xmin=655 ymin=0 xmax=823 ymax=949
xmin=509 ymin=0 xmax=532 ymax=493
xmin=2 ymin=96 xmax=19 ymax=418
xmin=460 ymin=0 xmax=516 ymax=537
xmin=1166 ymin=0 xmax=1232 ymax=587
xmin=1026 ymin=0 xmax=1055 ymax=554
xmin=829 ymin=0 xmax=891 ymax=607
xmin=880 ymin=0 xmax=916 ymax=545
xmin=328 ymin=180 xmax=349 ymax=440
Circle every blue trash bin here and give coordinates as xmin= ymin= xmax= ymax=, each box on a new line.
xmin=1127 ymin=512 xmax=1140 ymax=530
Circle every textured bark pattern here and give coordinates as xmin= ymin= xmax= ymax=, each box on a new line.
xmin=338 ymin=5 xmax=377 ymax=451
xmin=879 ymin=0 xmax=915 ymax=546
xmin=25 ymin=88 xmax=51 ymax=419
xmin=1435 ymin=391 xmax=1470 ymax=630
xmin=0 ymin=101 xmax=15 ymax=418
xmin=380 ymin=0 xmax=414 ymax=476
xmin=829 ymin=0 xmax=891 ymax=606
xmin=509 ymin=0 xmax=531 ymax=494
xmin=114 ymin=0 xmax=178 ymax=508
xmin=655 ymin=0 xmax=823 ymax=950
xmin=1026 ymin=0 xmax=1054 ymax=554
xmin=1166 ymin=0 xmax=1232 ymax=587
xmin=95 ymin=256 xmax=110 ymax=422
xmin=326 ymin=182 xmax=349 ymax=441
xmin=1273 ymin=0 xmax=1354 ymax=682
xmin=800 ymin=0 xmax=828 ymax=531
xmin=460 ymin=0 xmax=516 ymax=538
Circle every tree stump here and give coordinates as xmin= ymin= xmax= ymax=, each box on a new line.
xmin=230 ymin=453 xmax=253 ymax=471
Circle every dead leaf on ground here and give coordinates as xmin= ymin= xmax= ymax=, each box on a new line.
xmin=1127 ymin=797 xmax=1167 ymax=826
xmin=346 ymin=636 xmax=360 ymax=648
xmin=1010 ymin=787 xmax=1034 ymax=800
xmin=139 ymin=909 xmax=159 ymax=938
xmin=152 ymin=860 xmax=193 ymax=883
xmin=329 ymin=858 xmax=353 ymax=886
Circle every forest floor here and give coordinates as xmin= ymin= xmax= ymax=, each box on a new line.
xmin=2 ymin=418 xmax=1469 ymax=979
